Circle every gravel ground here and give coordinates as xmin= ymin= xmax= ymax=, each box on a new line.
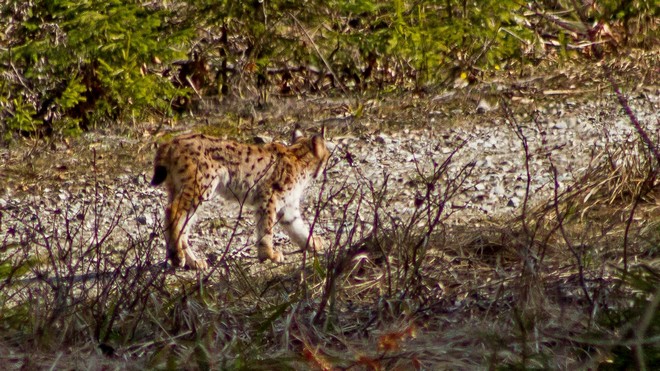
xmin=1 ymin=88 xmax=658 ymax=266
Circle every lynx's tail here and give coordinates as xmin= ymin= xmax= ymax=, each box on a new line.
xmin=150 ymin=142 xmax=170 ymax=186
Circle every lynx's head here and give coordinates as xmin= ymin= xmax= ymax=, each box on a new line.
xmin=290 ymin=126 xmax=331 ymax=179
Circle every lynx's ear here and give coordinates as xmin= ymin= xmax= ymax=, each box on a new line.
xmin=292 ymin=125 xmax=304 ymax=143
xmin=310 ymin=135 xmax=328 ymax=159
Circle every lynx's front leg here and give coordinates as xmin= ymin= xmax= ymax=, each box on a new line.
xmin=255 ymin=196 xmax=284 ymax=263
xmin=278 ymin=204 xmax=323 ymax=253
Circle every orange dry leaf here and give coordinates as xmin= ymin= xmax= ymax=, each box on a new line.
xmin=356 ymin=355 xmax=382 ymax=370
xmin=378 ymin=332 xmax=402 ymax=352
xmin=302 ymin=346 xmax=333 ymax=371
xmin=378 ymin=324 xmax=418 ymax=352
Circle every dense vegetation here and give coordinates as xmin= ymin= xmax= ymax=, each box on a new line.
xmin=1 ymin=0 xmax=657 ymax=138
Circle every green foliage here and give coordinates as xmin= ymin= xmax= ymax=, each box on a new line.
xmin=55 ymin=78 xmax=86 ymax=111
xmin=181 ymin=0 xmax=535 ymax=93
xmin=1 ymin=0 xmax=192 ymax=137
xmin=580 ymin=0 xmax=659 ymax=21
xmin=5 ymin=96 xmax=39 ymax=135
xmin=0 ymin=0 xmax=657 ymax=137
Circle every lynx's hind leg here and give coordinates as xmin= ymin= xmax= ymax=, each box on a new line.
xmin=165 ymin=186 xmax=210 ymax=270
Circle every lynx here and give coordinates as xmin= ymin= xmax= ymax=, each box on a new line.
xmin=150 ymin=128 xmax=330 ymax=270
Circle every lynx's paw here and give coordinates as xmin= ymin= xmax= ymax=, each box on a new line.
xmin=184 ymin=249 xmax=208 ymax=270
xmin=185 ymin=258 xmax=208 ymax=270
xmin=167 ymin=248 xmax=187 ymax=269
xmin=258 ymin=245 xmax=284 ymax=263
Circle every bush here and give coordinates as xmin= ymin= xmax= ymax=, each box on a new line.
xmin=0 ymin=0 xmax=192 ymax=138
xmin=1 ymin=0 xmax=657 ymax=138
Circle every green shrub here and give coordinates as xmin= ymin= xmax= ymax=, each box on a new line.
xmin=1 ymin=0 xmax=193 ymax=137
xmin=1 ymin=0 xmax=656 ymax=137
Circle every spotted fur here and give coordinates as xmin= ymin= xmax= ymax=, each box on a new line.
xmin=151 ymin=129 xmax=330 ymax=269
